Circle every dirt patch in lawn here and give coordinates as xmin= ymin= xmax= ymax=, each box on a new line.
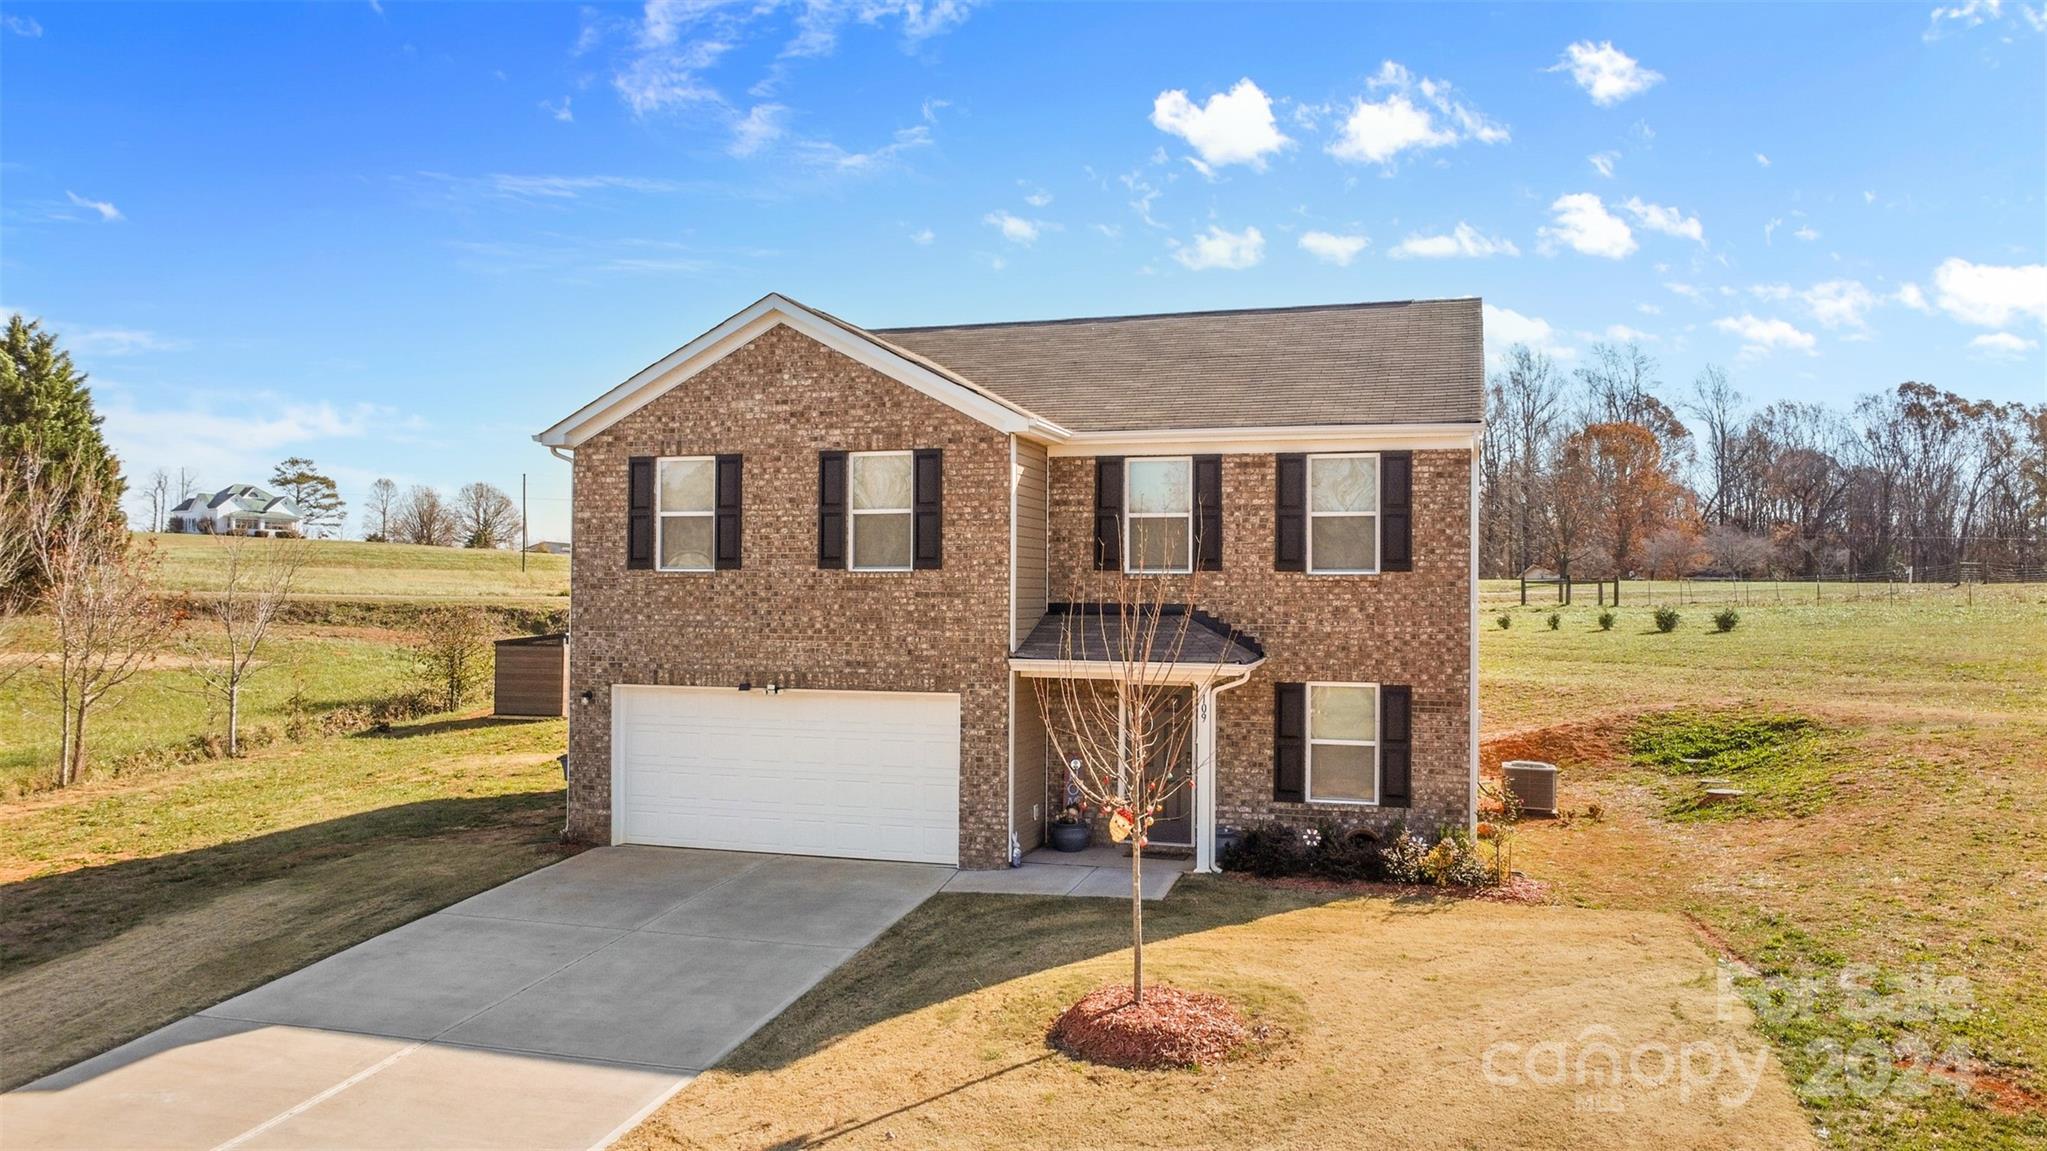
xmin=620 ymin=883 xmax=1815 ymax=1151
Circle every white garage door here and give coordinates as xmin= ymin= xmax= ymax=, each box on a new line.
xmin=613 ymin=686 xmax=961 ymax=865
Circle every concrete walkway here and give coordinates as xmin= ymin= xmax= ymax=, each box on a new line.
xmin=939 ymin=844 xmax=1191 ymax=900
xmin=1 ymin=848 xmax=950 ymax=1151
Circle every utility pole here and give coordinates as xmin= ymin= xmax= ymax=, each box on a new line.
xmin=521 ymin=473 xmax=528 ymax=572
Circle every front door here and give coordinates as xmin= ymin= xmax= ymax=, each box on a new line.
xmin=1143 ymin=688 xmax=1194 ymax=846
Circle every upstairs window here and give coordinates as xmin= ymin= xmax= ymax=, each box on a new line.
xmin=1125 ymin=456 xmax=1192 ymax=574
xmin=657 ymin=457 xmax=716 ymax=571
xmin=849 ymin=451 xmax=914 ymax=570
xmin=1308 ymin=453 xmax=1379 ymax=574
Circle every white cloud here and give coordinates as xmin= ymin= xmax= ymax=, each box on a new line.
xmin=1150 ymin=78 xmax=1291 ymax=171
xmin=1172 ymin=224 xmax=1265 ymax=271
xmin=1298 ymin=230 xmax=1369 ymax=266
xmin=1482 ymin=303 xmax=1576 ymax=362
xmin=1326 ymin=61 xmax=1507 ymax=167
xmin=1022 ymin=187 xmax=1053 ymax=208
xmin=1755 ymin=152 xmax=1771 ymax=167
xmin=1714 ymin=313 xmax=1817 ymax=356
xmin=1588 ymin=151 xmax=1618 ymax=178
xmin=1793 ymin=225 xmax=1820 ymax=242
xmin=1925 ymin=0 xmax=2046 ymax=38
xmin=1392 ymin=221 xmax=1519 ymax=259
xmin=794 ymin=123 xmax=932 ymax=172
xmin=4 ymin=13 xmax=43 ymax=36
xmin=1664 ymin=281 xmax=1703 ymax=300
xmin=729 ymin=103 xmax=786 ymax=155
xmin=1968 ymin=331 xmax=2039 ymax=358
xmin=64 ymin=325 xmax=185 ymax=356
xmin=1538 ymin=193 xmax=1635 ymax=259
xmin=101 ymin=398 xmax=396 ymax=502
xmin=1621 ymin=197 xmax=1704 ymax=243
xmin=1749 ymin=283 xmax=1794 ymax=302
xmin=1932 ymin=258 xmax=2047 ymax=327
xmin=1894 ymin=282 xmax=1932 ymax=312
xmin=1605 ymin=324 xmax=1657 ymax=342
xmin=540 ymin=96 xmax=574 ymax=122
xmin=909 ymin=227 xmax=935 ymax=246
xmin=1764 ymin=217 xmax=1783 ymax=245
xmin=1551 ymin=41 xmax=1663 ymax=106
xmin=1802 ymin=280 xmax=1879 ymax=329
xmin=983 ymin=210 xmax=1041 ymax=245
xmin=65 ymin=191 xmax=122 ymax=222
xmin=1637 ymin=302 xmax=1662 ymax=316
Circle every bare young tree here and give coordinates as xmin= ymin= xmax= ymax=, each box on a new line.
xmin=1035 ymin=570 xmax=1232 ymax=1005
xmin=454 ymin=481 xmax=520 ymax=549
xmin=411 ymin=606 xmax=492 ymax=711
xmin=393 ymin=484 xmax=457 ymax=546
xmin=19 ymin=456 xmax=175 ymax=786
xmin=145 ymin=468 xmax=171 ymax=533
xmin=175 ymin=467 xmax=201 ymax=503
xmin=186 ymin=533 xmax=307 ymax=755
xmin=365 ymin=477 xmax=398 ymax=541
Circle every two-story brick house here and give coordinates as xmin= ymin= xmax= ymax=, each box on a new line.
xmin=536 ymin=293 xmax=1482 ymax=872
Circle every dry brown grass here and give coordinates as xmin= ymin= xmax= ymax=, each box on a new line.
xmin=622 ymin=886 xmax=1814 ymax=1151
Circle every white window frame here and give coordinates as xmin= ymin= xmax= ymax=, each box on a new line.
xmin=655 ymin=455 xmax=716 ymax=573
xmin=1306 ymin=452 xmax=1382 ymax=576
xmin=1123 ymin=455 xmax=1194 ymax=575
xmin=1306 ymin=681 xmax=1380 ymax=806
xmin=848 ymin=450 xmax=915 ymax=573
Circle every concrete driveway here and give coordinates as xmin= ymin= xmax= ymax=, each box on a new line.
xmin=1 ymin=848 xmax=950 ymax=1150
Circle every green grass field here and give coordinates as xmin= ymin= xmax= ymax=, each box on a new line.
xmin=139 ymin=532 xmax=568 ymax=603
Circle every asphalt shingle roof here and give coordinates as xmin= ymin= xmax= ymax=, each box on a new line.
xmin=1013 ymin=604 xmax=1264 ymax=667
xmin=875 ymin=298 xmax=1483 ymax=433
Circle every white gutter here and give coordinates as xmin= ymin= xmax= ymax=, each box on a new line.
xmin=1198 ymin=666 xmax=1256 ymax=874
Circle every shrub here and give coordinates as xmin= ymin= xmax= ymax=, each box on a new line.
xmin=1495 ymin=612 xmax=1512 ymax=630
xmin=1378 ymin=831 xmax=1431 ymax=884
xmin=1597 ymin=609 xmax=1616 ymax=631
xmin=1308 ymin=820 xmax=1380 ymax=881
xmin=1653 ymin=605 xmax=1681 ymax=633
xmin=1713 ymin=607 xmax=1740 ymax=633
xmin=1420 ymin=826 xmax=1494 ymax=887
xmin=1222 ymin=821 xmax=1383 ymax=880
xmin=1546 ymin=612 xmax=1561 ymax=630
xmin=1220 ymin=823 xmax=1304 ymax=877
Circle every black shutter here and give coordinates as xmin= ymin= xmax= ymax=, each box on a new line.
xmin=627 ymin=456 xmax=655 ymax=571
xmin=1380 ymin=684 xmax=1412 ymax=807
xmin=1274 ymin=682 xmax=1306 ymax=802
xmin=1381 ymin=451 xmax=1413 ymax=573
xmin=714 ymin=454 xmax=742 ymax=570
xmin=818 ymin=451 xmax=847 ymax=569
xmin=1194 ymin=454 xmax=1223 ymax=571
xmin=1274 ymin=453 xmax=1306 ymax=572
xmin=1093 ymin=456 xmax=1124 ymax=571
xmin=913 ymin=448 xmax=943 ymax=570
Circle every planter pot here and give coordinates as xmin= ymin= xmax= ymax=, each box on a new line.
xmin=1048 ymin=822 xmax=1092 ymax=853
xmin=1214 ymin=827 xmax=1243 ymax=866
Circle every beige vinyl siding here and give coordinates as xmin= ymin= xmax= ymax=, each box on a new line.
xmin=1012 ymin=675 xmax=1049 ymax=849
xmin=1013 ymin=436 xmax=1049 ymax=647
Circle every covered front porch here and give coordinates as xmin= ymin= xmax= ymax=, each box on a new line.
xmin=1007 ymin=604 xmax=1264 ymax=875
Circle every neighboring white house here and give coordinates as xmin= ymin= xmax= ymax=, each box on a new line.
xmin=165 ymin=484 xmax=305 ymax=535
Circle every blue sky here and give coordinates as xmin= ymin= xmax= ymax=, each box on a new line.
xmin=3 ymin=1 xmax=2043 ymax=541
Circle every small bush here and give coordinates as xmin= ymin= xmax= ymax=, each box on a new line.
xmin=1546 ymin=612 xmax=1561 ymax=630
xmin=1713 ymin=607 xmax=1740 ymax=633
xmin=1220 ymin=824 xmax=1305 ymax=877
xmin=1308 ymin=820 xmax=1380 ymax=881
xmin=1378 ymin=831 xmax=1431 ymax=884
xmin=1653 ymin=605 xmax=1681 ymax=633
xmin=1597 ymin=609 xmax=1616 ymax=631
xmin=1222 ymin=821 xmax=1382 ymax=880
xmin=1495 ymin=612 xmax=1512 ymax=630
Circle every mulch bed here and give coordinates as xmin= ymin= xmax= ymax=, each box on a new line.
xmin=1224 ymin=871 xmax=1553 ymax=905
xmin=1047 ymin=983 xmax=1250 ymax=1070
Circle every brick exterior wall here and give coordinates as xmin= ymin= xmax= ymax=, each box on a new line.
xmin=1043 ymin=450 xmax=1475 ymax=842
xmin=566 ymin=324 xmax=1015 ymax=868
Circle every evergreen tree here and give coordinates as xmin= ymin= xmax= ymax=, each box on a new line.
xmin=1 ymin=315 xmax=127 ymax=602
xmin=268 ymin=457 xmax=346 ymax=537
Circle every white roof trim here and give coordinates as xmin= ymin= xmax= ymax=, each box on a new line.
xmin=535 ymin=293 xmax=1069 ymax=448
xmin=1007 ymin=657 xmax=1264 ymax=684
xmin=1042 ymin=422 xmax=1482 ymax=457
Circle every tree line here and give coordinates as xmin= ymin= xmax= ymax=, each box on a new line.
xmin=1478 ymin=341 xmax=2047 ymax=584
xmin=361 ymin=477 xmax=521 ymax=549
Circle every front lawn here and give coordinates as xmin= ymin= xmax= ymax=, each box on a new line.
xmin=623 ymin=883 xmax=1811 ymax=1150
xmin=0 ymin=710 xmax=572 ymax=1090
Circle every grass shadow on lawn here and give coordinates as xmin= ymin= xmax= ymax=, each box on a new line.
xmin=722 ymin=875 xmax=1409 ymax=1075
xmin=353 ymin=715 xmax=558 ymax=740
xmin=0 ymin=791 xmax=566 ymax=976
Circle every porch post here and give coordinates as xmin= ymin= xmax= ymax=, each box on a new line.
xmin=1194 ymin=684 xmax=1218 ymax=873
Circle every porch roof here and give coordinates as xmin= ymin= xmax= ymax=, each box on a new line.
xmin=1011 ymin=604 xmax=1264 ymax=669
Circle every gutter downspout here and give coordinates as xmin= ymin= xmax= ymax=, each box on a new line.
xmin=1197 ymin=666 xmax=1257 ymax=874
xmin=546 ymin=442 xmax=574 ymax=838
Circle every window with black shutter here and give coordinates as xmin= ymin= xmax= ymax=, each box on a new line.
xmin=913 ymin=448 xmax=943 ymax=569
xmin=1194 ymin=454 xmax=1222 ymax=571
xmin=817 ymin=450 xmax=847 ymax=569
xmin=714 ymin=454 xmax=742 ymax=570
xmin=1379 ymin=684 xmax=1412 ymax=807
xmin=1381 ymin=451 xmax=1413 ymax=573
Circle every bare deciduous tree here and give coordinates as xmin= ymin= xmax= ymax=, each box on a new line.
xmin=454 ymin=481 xmax=520 ymax=549
xmin=393 ymin=484 xmax=457 ymax=547
xmin=365 ymin=477 xmax=398 ymax=541
xmin=145 ymin=468 xmax=171 ymax=533
xmin=1034 ymin=570 xmax=1232 ymax=1005
xmin=186 ymin=533 xmax=307 ymax=755
xmin=411 ymin=606 xmax=491 ymax=711
xmin=18 ymin=456 xmax=175 ymax=786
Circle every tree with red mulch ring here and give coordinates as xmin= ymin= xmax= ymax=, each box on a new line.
xmin=1047 ymin=983 xmax=1250 ymax=1069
